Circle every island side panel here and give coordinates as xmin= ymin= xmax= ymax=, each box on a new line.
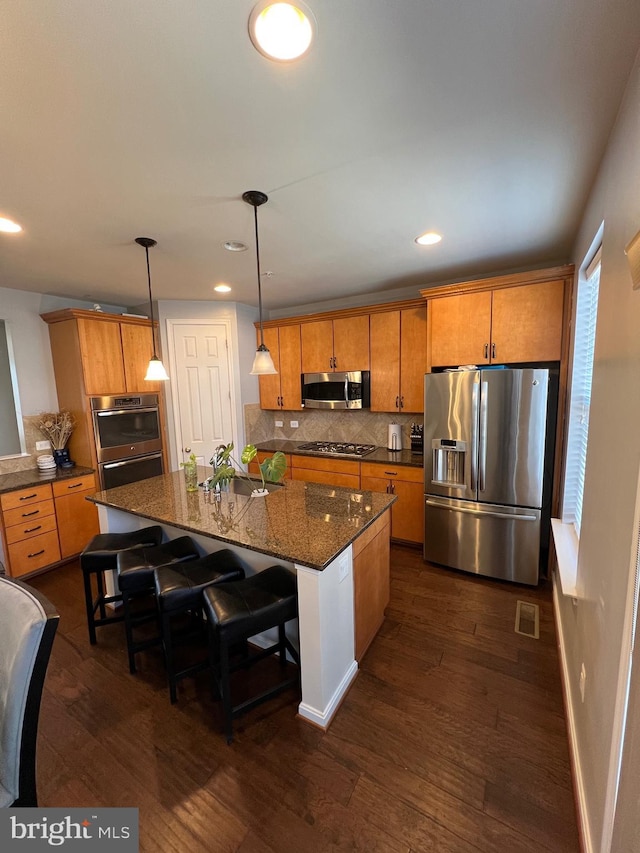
xmin=296 ymin=547 xmax=358 ymax=729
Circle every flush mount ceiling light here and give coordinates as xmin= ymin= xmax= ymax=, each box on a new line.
xmin=214 ymin=284 xmax=232 ymax=293
xmin=243 ymin=190 xmax=277 ymax=376
xmin=224 ymin=240 xmax=247 ymax=252
xmin=135 ymin=237 xmax=169 ymax=382
xmin=0 ymin=217 xmax=22 ymax=233
xmin=249 ymin=1 xmax=316 ymax=61
xmin=415 ymin=231 xmax=442 ymax=246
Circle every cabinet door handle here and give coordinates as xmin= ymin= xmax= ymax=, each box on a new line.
xmin=22 ymin=509 xmax=40 ymax=517
xmin=483 ymin=343 xmax=489 ymax=359
xmin=395 ymin=396 xmax=399 ymax=409
xmin=333 ymin=356 xmax=337 ymax=369
xmin=491 ymin=342 xmax=496 ymax=359
xmin=400 ymin=396 xmax=404 ymax=409
xmin=24 ymin=525 xmax=42 ymax=533
xmin=384 ymin=470 xmax=398 ymax=476
xmin=28 ymin=549 xmax=45 ymax=559
xmin=66 ymin=482 xmax=83 ymax=489
xmin=20 ymin=493 xmax=38 ymax=501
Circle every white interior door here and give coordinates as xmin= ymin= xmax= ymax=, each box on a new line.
xmin=170 ymin=322 xmax=235 ymax=467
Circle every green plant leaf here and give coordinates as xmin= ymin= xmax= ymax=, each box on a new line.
xmin=241 ymin=444 xmax=257 ymax=465
xmin=260 ymin=451 xmax=287 ymax=483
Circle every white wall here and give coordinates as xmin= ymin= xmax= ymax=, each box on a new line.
xmin=0 ymin=287 xmax=58 ymax=414
xmin=555 ymin=47 xmax=640 ymax=851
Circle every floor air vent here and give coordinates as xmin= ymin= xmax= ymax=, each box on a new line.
xmin=515 ymin=600 xmax=540 ymax=639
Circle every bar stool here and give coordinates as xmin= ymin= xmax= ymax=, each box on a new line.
xmin=202 ymin=565 xmax=299 ymax=744
xmin=117 ymin=536 xmax=200 ymax=673
xmin=154 ymin=549 xmax=247 ymax=703
xmin=80 ymin=526 xmax=163 ymax=645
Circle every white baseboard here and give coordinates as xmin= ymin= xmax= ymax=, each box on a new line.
xmin=298 ymin=660 xmax=358 ymax=729
xmin=553 ymin=575 xmax=592 ymax=853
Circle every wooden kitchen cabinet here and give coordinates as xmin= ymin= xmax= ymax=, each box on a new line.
xmin=53 ymin=473 xmax=99 ymax=559
xmin=290 ymin=453 xmax=360 ymax=489
xmin=301 ymin=315 xmax=370 ymax=373
xmin=257 ymin=325 xmax=303 ymax=410
xmin=370 ymin=303 xmax=427 ymax=412
xmin=353 ymin=510 xmax=391 ymax=661
xmin=248 ymin=451 xmax=292 ymax=480
xmin=427 ymin=273 xmax=568 ymax=368
xmin=361 ymin=461 xmax=424 ymax=544
xmin=1 ymin=484 xmax=61 ymax=578
xmin=0 ymin=474 xmax=100 ymax=577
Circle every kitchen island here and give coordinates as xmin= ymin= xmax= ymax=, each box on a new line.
xmin=88 ymin=470 xmax=396 ymax=729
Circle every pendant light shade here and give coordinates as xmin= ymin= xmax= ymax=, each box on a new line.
xmin=244 ymin=191 xmax=278 ymax=376
xmin=135 ymin=237 xmax=169 ymax=382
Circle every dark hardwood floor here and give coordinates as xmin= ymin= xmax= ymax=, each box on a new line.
xmin=28 ymin=545 xmax=580 ymax=852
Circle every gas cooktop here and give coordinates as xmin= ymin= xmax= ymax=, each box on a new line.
xmin=297 ymin=441 xmax=377 ymax=457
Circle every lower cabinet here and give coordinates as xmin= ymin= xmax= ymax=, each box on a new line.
xmin=53 ymin=474 xmax=100 ymax=559
xmin=247 ymin=451 xmax=292 ymax=480
xmin=0 ymin=473 xmax=99 ymax=577
xmin=353 ymin=510 xmax=391 ymax=661
xmin=360 ymin=461 xmax=424 ymax=544
xmin=290 ymin=454 xmax=360 ymax=489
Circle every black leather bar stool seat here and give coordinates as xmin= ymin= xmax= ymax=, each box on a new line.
xmin=154 ymin=549 xmax=246 ymax=703
xmin=80 ymin=526 xmax=163 ymax=645
xmin=202 ymin=565 xmax=299 ymax=743
xmin=117 ymin=536 xmax=200 ymax=673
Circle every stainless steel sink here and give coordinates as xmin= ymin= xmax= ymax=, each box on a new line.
xmin=220 ymin=477 xmax=283 ymax=497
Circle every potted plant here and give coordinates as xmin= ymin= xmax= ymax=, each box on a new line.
xmin=207 ymin=442 xmax=286 ymax=497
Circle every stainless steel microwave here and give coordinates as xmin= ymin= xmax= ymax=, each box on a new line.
xmin=301 ymin=371 xmax=370 ymax=409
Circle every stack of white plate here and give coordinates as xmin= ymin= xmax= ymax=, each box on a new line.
xmin=37 ymin=454 xmax=56 ymax=471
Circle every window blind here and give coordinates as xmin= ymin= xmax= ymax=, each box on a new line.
xmin=563 ymin=249 xmax=601 ymax=534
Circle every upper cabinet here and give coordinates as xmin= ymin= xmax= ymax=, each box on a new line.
xmin=258 ymin=325 xmax=303 ymax=410
xmin=301 ymin=315 xmax=370 ymax=373
xmin=42 ymin=309 xmax=161 ymax=396
xmin=424 ymin=269 xmax=570 ymax=369
xmin=370 ymin=303 xmax=427 ymax=412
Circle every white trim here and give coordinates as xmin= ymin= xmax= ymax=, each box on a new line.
xmin=553 ymin=576 xmax=593 ymax=853
xmin=551 ymin=518 xmax=579 ymax=599
xmin=298 ymin=661 xmax=359 ymax=729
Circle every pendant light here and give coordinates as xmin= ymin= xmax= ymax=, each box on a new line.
xmin=243 ymin=191 xmax=277 ymax=375
xmin=135 ymin=237 xmax=169 ymax=381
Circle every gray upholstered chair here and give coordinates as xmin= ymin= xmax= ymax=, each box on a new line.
xmin=0 ymin=575 xmax=59 ymax=807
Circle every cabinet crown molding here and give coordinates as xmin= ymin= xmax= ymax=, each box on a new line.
xmin=420 ymin=265 xmax=574 ymax=301
xmin=41 ymin=308 xmax=154 ymax=327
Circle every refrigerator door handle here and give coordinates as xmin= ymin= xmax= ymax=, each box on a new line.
xmin=470 ymin=379 xmax=479 ymax=492
xmin=478 ymin=380 xmax=488 ymax=493
xmin=425 ymin=499 xmax=538 ymax=522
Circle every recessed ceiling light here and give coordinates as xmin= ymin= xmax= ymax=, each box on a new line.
xmin=415 ymin=231 xmax=442 ymax=246
xmin=214 ymin=284 xmax=232 ymax=293
xmin=224 ymin=240 xmax=247 ymax=252
xmin=0 ymin=217 xmax=22 ymax=233
xmin=249 ymin=1 xmax=316 ymax=62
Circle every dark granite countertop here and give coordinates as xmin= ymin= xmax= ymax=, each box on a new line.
xmin=0 ymin=465 xmax=96 ymax=495
xmin=88 ymin=469 xmax=396 ymax=571
xmin=255 ymin=440 xmax=424 ymax=469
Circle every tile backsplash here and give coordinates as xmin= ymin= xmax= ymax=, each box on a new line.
xmin=0 ymin=415 xmax=51 ymax=475
xmin=245 ymin=403 xmax=421 ymax=449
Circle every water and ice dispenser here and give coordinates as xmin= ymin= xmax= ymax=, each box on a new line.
xmin=431 ymin=438 xmax=467 ymax=487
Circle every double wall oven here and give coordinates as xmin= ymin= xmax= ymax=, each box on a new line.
xmin=91 ymin=394 xmax=164 ymax=490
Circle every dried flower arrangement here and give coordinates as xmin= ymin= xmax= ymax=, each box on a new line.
xmin=36 ymin=410 xmax=76 ymax=450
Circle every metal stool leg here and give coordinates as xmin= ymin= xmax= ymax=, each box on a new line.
xmin=83 ymin=569 xmax=97 ymax=645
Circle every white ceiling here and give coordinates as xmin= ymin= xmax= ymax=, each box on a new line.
xmin=2 ymin=1 xmax=639 ymax=313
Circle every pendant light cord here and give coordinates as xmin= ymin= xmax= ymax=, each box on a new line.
xmin=253 ymin=203 xmax=265 ymax=349
xmin=144 ymin=245 xmax=158 ymax=358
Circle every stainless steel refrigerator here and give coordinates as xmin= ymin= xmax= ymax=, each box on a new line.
xmin=423 ymin=368 xmax=556 ymax=585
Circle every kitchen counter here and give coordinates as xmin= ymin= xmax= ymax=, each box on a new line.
xmin=0 ymin=465 xmax=95 ymax=495
xmin=88 ymin=469 xmax=395 ymax=571
xmin=87 ymin=469 xmax=396 ymax=730
xmin=255 ymin=439 xmax=424 ymax=469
